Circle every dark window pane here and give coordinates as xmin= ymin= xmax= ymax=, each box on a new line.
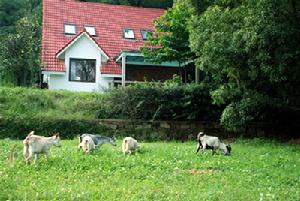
xmin=69 ymin=59 xmax=96 ymax=82
xmin=141 ymin=30 xmax=152 ymax=40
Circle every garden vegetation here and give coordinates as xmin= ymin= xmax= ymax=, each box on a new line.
xmin=143 ymin=0 xmax=300 ymax=132
xmin=0 ymin=84 xmax=220 ymax=139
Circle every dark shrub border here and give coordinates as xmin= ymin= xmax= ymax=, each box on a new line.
xmin=0 ymin=117 xmax=114 ymax=139
xmin=0 ymin=117 xmax=297 ymax=141
xmin=97 ymin=83 xmax=223 ymax=121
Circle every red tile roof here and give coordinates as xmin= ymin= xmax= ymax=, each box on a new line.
xmin=55 ymin=30 xmax=109 ymax=60
xmin=42 ymin=0 xmax=165 ymax=74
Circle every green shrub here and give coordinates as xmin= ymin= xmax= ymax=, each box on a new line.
xmin=0 ymin=117 xmax=114 ymax=139
xmin=0 ymin=86 xmax=221 ymax=139
xmin=97 ymin=82 xmax=223 ymax=121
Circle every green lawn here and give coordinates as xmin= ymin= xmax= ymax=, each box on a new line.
xmin=0 ymin=139 xmax=299 ymax=200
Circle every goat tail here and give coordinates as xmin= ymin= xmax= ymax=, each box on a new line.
xmin=23 ymin=143 xmax=29 ymax=159
xmin=9 ymin=144 xmax=17 ymax=166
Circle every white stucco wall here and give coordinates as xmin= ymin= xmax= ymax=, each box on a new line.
xmin=46 ymin=34 xmax=115 ymax=92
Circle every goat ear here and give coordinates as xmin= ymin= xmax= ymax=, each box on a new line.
xmin=28 ymin=131 xmax=34 ymax=136
xmin=53 ymin=133 xmax=60 ymax=138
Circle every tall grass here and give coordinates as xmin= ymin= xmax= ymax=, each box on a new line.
xmin=0 ymin=87 xmax=105 ymax=120
xmin=0 ymin=139 xmax=299 ymax=200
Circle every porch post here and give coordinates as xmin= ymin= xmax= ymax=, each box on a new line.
xmin=195 ymin=66 xmax=199 ymax=84
xmin=121 ymin=53 xmax=126 ymax=87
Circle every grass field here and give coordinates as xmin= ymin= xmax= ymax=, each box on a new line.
xmin=0 ymin=139 xmax=299 ymax=201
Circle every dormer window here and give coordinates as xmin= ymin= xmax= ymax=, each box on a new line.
xmin=123 ymin=28 xmax=135 ymax=39
xmin=85 ymin=26 xmax=96 ymax=36
xmin=141 ymin=30 xmax=152 ymax=40
xmin=64 ymin=24 xmax=76 ymax=35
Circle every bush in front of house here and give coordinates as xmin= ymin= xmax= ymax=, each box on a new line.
xmin=96 ymin=82 xmax=223 ymax=121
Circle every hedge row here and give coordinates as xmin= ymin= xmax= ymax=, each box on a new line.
xmin=97 ymin=82 xmax=223 ymax=121
xmin=0 ymin=117 xmax=201 ymax=141
xmin=0 ymin=117 xmax=114 ymax=139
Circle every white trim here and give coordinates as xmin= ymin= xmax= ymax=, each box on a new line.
xmin=56 ymin=32 xmax=109 ymax=61
xmin=116 ymin=54 xmax=122 ymax=63
xmin=101 ymin=74 xmax=122 ymax=78
xmin=42 ymin=71 xmax=66 ymax=75
xmin=122 ymin=54 xmax=126 ymax=87
xmin=181 ymin=60 xmax=193 ymax=66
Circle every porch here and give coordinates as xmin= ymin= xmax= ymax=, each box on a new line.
xmin=113 ymin=50 xmax=198 ymax=87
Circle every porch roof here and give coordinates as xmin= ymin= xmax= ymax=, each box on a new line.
xmin=115 ymin=51 xmax=181 ymax=67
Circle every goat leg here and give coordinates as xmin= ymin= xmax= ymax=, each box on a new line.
xmin=212 ymin=147 xmax=216 ymax=155
xmin=33 ymin=154 xmax=38 ymax=164
xmin=77 ymin=144 xmax=82 ymax=151
xmin=196 ymin=142 xmax=202 ymax=153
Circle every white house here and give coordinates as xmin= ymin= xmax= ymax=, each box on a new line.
xmin=42 ymin=0 xmax=181 ymax=92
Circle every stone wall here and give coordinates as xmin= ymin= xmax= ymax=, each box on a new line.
xmin=98 ymin=119 xmax=244 ymax=141
xmin=98 ymin=119 xmax=297 ymax=141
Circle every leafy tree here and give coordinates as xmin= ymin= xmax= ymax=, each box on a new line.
xmin=0 ymin=0 xmax=23 ymax=35
xmin=190 ymin=0 xmax=212 ymax=14
xmin=0 ymin=0 xmax=42 ymax=86
xmin=189 ymin=0 xmax=300 ymax=131
xmin=141 ymin=0 xmax=195 ymax=82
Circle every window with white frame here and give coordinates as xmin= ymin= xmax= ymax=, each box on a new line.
xmin=85 ymin=26 xmax=96 ymax=36
xmin=64 ymin=24 xmax=76 ymax=35
xmin=123 ymin=28 xmax=135 ymax=39
xmin=69 ymin=59 xmax=96 ymax=82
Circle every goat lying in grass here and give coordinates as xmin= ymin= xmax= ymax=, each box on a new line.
xmin=122 ymin=137 xmax=139 ymax=155
xmin=78 ymin=135 xmax=95 ymax=153
xmin=78 ymin=134 xmax=116 ymax=151
xmin=23 ymin=131 xmax=61 ymax=164
xmin=196 ymin=132 xmax=231 ymax=155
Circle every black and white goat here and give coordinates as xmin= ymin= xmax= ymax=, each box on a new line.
xmin=78 ymin=134 xmax=116 ymax=151
xmin=196 ymin=132 xmax=231 ymax=155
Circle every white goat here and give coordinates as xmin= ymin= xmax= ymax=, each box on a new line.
xmin=196 ymin=132 xmax=231 ymax=155
xmin=23 ymin=131 xmax=61 ymax=163
xmin=78 ymin=135 xmax=96 ymax=153
xmin=122 ymin=137 xmax=139 ymax=154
